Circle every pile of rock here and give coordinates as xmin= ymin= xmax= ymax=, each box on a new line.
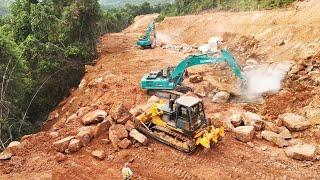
xmin=161 ymin=43 xmax=197 ymax=54
xmin=288 ymin=59 xmax=320 ymax=85
xmin=229 ymin=111 xmax=318 ymax=161
xmin=52 ymin=104 xmax=148 ymax=156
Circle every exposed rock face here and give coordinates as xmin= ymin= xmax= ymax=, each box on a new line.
xmin=234 ymin=126 xmax=255 ymax=143
xmin=212 ymin=91 xmax=230 ymax=103
xmin=278 ymin=113 xmax=311 ymax=131
xmin=53 ymin=136 xmax=75 ymax=153
xmin=81 ymin=110 xmax=108 ymax=126
xmin=285 ymin=144 xmax=317 ymax=161
xmin=67 ymin=139 xmax=82 ymax=153
xmin=189 ymin=75 xmax=203 ymax=83
xmin=118 ymin=138 xmax=132 ymax=149
xmin=91 ymin=150 xmax=106 ymax=160
xmin=129 ymin=129 xmax=148 ymax=145
xmin=261 ymin=131 xmax=288 ymax=148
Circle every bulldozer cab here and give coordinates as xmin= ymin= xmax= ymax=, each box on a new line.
xmin=175 ymin=96 xmax=206 ymax=135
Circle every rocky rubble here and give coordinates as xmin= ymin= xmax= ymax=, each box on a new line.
xmin=50 ymin=100 xmax=150 ymax=156
xmin=161 ymin=43 xmax=197 ymax=54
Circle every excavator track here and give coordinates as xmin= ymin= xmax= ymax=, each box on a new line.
xmin=137 ymin=122 xmax=197 ymax=153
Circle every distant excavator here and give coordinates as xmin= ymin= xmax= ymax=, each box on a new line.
xmin=136 ymin=21 xmax=156 ymax=49
xmin=140 ymin=49 xmax=244 ymax=98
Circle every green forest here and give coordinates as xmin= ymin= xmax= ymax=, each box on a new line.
xmin=0 ymin=0 xmax=296 ymax=150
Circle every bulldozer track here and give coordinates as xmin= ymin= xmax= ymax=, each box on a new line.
xmin=134 ymin=153 xmax=200 ymax=180
xmin=153 ymin=125 xmax=194 ymax=144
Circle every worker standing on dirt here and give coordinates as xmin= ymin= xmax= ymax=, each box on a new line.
xmin=121 ymin=163 xmax=133 ymax=180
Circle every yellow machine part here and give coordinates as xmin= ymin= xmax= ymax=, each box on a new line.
xmin=195 ymin=126 xmax=224 ymax=149
xmin=136 ymin=100 xmax=167 ymax=127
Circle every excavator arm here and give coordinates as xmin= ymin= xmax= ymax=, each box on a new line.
xmin=170 ymin=49 xmax=243 ymax=85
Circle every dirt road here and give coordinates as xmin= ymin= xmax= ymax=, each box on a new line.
xmin=1 ymin=0 xmax=320 ymax=179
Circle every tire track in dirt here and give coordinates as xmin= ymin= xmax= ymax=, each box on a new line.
xmin=134 ymin=152 xmax=200 ymax=180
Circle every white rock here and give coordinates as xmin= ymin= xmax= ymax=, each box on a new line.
xmin=234 ymin=126 xmax=255 ymax=143
xmin=261 ymin=131 xmax=288 ymax=148
xmin=285 ymin=144 xmax=317 ymax=161
xmin=129 ymin=129 xmax=148 ymax=145
xmin=212 ymin=91 xmax=230 ymax=103
xmin=279 ymin=113 xmax=311 ymax=131
xmin=81 ymin=110 xmax=108 ymax=126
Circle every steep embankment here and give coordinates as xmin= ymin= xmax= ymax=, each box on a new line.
xmin=157 ymin=0 xmax=320 ymax=62
xmin=1 ymin=0 xmax=320 ymax=179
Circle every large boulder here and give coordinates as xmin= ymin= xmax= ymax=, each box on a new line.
xmin=261 ymin=131 xmax=288 ymax=148
xmin=189 ymin=75 xmax=203 ymax=83
xmin=93 ymin=119 xmax=111 ymax=138
xmin=4 ymin=141 xmax=21 ymax=155
xmin=0 ymin=153 xmax=12 ymax=160
xmin=111 ymin=103 xmax=132 ymax=124
xmin=242 ymin=112 xmax=264 ymax=131
xmin=129 ymin=129 xmax=148 ymax=145
xmin=53 ymin=136 xmax=75 ymax=153
xmin=278 ymin=113 xmax=311 ymax=131
xmin=212 ymin=91 xmax=230 ymax=103
xmin=67 ymin=139 xmax=82 ymax=153
xmin=285 ymin=144 xmax=317 ymax=161
xmin=91 ymin=150 xmax=106 ymax=160
xmin=76 ymin=126 xmax=95 ymax=147
xmin=81 ymin=110 xmax=108 ymax=126
xmin=109 ymin=124 xmax=128 ymax=148
xmin=118 ymin=138 xmax=132 ymax=149
xmin=229 ymin=114 xmax=242 ymax=127
xmin=234 ymin=126 xmax=255 ymax=143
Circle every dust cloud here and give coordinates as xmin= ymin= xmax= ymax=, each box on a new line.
xmin=239 ymin=62 xmax=292 ymax=101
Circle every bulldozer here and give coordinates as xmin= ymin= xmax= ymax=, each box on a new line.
xmin=135 ymin=96 xmax=224 ymax=153
xmin=137 ymin=21 xmax=156 ymax=49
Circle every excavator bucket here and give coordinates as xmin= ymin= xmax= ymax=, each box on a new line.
xmin=221 ymin=49 xmax=244 ymax=79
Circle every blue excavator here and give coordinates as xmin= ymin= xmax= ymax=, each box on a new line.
xmin=137 ymin=21 xmax=156 ymax=49
xmin=140 ymin=49 xmax=244 ymax=98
